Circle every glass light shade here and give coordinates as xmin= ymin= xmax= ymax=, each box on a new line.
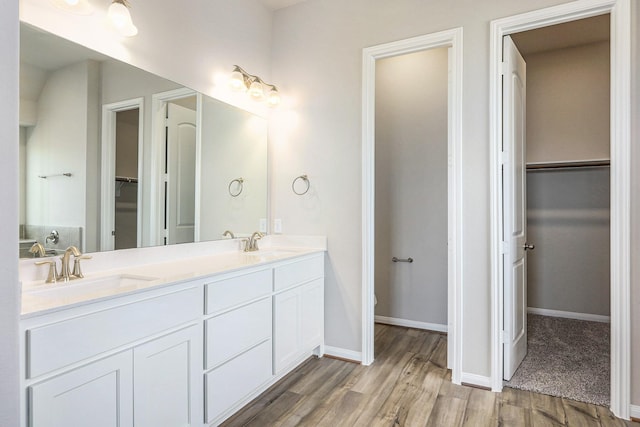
xmin=65 ymin=0 xmax=79 ymax=5
xmin=267 ymin=88 xmax=281 ymax=107
xmin=108 ymin=2 xmax=132 ymax=28
xmin=248 ymin=80 xmax=265 ymax=101
xmin=229 ymin=71 xmax=246 ymax=92
xmin=108 ymin=1 xmax=138 ymax=36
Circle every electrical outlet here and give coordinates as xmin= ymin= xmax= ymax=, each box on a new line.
xmin=259 ymin=218 xmax=267 ymax=233
xmin=274 ymin=219 xmax=282 ymax=234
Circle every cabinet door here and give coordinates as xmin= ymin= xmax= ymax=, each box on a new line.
xmin=29 ymin=351 xmax=133 ymax=427
xmin=134 ymin=325 xmax=201 ymax=427
xmin=273 ymin=288 xmax=302 ymax=374
xmin=301 ymin=278 xmax=324 ymax=353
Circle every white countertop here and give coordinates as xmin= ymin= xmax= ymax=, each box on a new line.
xmin=21 ymin=236 xmax=326 ymax=318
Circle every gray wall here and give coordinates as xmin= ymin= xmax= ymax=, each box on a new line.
xmin=526 ymin=42 xmax=610 ymax=163
xmin=525 ymin=41 xmax=610 ymax=317
xmin=527 ymin=168 xmax=610 ymax=316
xmin=374 ymin=48 xmax=448 ymax=326
xmin=0 ymin=0 xmax=20 ymax=424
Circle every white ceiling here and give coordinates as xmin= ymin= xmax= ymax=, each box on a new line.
xmin=258 ymin=0 xmax=307 ymax=11
xmin=511 ymin=14 xmax=610 ymax=57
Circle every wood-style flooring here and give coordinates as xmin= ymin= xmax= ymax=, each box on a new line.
xmin=222 ymin=324 xmax=639 ymax=427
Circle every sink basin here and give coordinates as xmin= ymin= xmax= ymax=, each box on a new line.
xmin=24 ymin=274 xmax=159 ymax=301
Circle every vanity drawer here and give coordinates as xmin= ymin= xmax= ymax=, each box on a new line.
xmin=205 ymin=339 xmax=272 ymax=424
xmin=205 ymin=297 xmax=271 ymax=369
xmin=205 ymin=269 xmax=272 ymax=315
xmin=274 ymin=255 xmax=324 ymax=292
xmin=26 ymin=287 xmax=200 ymax=379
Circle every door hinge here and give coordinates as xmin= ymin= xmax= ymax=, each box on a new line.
xmin=501 ymin=330 xmax=507 ymax=343
xmin=500 ymin=61 xmax=508 ymax=76
xmin=500 ymin=241 xmax=507 ymax=254
xmin=500 ymin=151 xmax=508 ymax=165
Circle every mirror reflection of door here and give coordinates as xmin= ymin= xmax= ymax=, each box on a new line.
xmin=114 ymin=108 xmax=140 ymax=250
xmin=165 ymin=98 xmax=197 ymax=245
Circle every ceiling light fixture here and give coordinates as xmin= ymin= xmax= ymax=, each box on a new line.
xmin=108 ymin=0 xmax=138 ymax=37
xmin=229 ymin=65 xmax=280 ymax=107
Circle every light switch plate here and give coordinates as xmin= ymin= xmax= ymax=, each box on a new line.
xmin=259 ymin=218 xmax=267 ymax=233
xmin=274 ymin=219 xmax=282 ymax=234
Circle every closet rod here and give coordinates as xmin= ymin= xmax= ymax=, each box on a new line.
xmin=526 ymin=159 xmax=610 ymax=171
xmin=115 ymin=176 xmax=139 ymax=183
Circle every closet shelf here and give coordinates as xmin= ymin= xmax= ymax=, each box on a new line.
xmin=526 ymin=159 xmax=610 ymax=171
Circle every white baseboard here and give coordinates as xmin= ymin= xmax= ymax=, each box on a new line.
xmin=323 ymin=345 xmax=362 ymax=363
xmin=527 ymin=307 xmax=610 ymax=323
xmin=375 ymin=315 xmax=448 ymax=333
xmin=630 ymin=404 xmax=640 ymax=420
xmin=460 ymin=372 xmax=492 ymax=389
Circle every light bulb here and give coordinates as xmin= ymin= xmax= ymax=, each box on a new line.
xmin=229 ymin=71 xmax=246 ymax=92
xmin=248 ymin=80 xmax=264 ymax=101
xmin=65 ymin=0 xmax=79 ymax=5
xmin=267 ymin=88 xmax=281 ymax=107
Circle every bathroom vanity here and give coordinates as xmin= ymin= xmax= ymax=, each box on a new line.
xmin=19 ymin=237 xmax=326 ymax=427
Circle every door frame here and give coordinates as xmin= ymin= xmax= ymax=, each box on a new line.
xmin=361 ymin=27 xmax=464 ymax=384
xmin=489 ymin=0 xmax=631 ymax=419
xmin=150 ymin=87 xmax=198 ymax=246
xmin=100 ymin=97 xmax=144 ymax=251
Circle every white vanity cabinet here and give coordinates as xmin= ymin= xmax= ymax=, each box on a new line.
xmin=21 ymin=249 xmax=326 ymax=427
xmin=273 ymin=255 xmax=325 ymax=374
xmin=22 ymin=285 xmax=203 ymax=427
xmin=204 ymin=269 xmax=273 ymax=424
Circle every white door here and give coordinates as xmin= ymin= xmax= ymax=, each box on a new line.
xmin=29 ymin=352 xmax=134 ymax=427
xmin=502 ymin=35 xmax=529 ymax=380
xmin=166 ymin=103 xmax=196 ymax=244
xmin=134 ymin=326 xmax=200 ymax=427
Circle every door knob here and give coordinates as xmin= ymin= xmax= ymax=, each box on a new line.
xmin=524 ymin=243 xmax=535 ymax=250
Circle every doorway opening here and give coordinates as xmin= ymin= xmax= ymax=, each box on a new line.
xmin=114 ymin=108 xmax=141 ymax=250
xmin=502 ymin=15 xmax=612 ymax=407
xmin=362 ymin=28 xmax=463 ymax=384
xmin=374 ymin=47 xmax=449 ymax=336
xmin=150 ymin=88 xmax=198 ymax=247
xmin=101 ymin=97 xmax=144 ymax=251
xmin=490 ymin=0 xmax=631 ymax=419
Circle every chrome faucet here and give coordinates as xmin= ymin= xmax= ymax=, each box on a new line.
xmin=244 ymin=231 xmax=264 ymax=252
xmin=223 ymin=230 xmax=235 ymax=239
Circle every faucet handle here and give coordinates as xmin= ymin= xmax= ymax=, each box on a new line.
xmin=35 ymin=259 xmax=59 ymax=284
xmin=72 ymin=255 xmax=92 ymax=278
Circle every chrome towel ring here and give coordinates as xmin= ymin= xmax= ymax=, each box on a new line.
xmin=292 ymin=174 xmax=310 ymax=195
xmin=228 ymin=177 xmax=244 ymax=197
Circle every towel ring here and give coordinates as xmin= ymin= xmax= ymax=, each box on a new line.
xmin=292 ymin=174 xmax=310 ymax=195
xmin=228 ymin=177 xmax=244 ymax=197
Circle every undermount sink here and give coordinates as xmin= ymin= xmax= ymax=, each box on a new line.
xmin=24 ymin=274 xmax=159 ymax=300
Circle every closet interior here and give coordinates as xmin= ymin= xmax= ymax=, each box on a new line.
xmin=506 ymin=15 xmax=612 ymax=406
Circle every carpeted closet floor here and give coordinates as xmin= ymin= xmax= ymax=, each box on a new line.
xmin=505 ymin=314 xmax=610 ymax=407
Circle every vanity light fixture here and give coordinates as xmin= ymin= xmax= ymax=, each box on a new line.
xmin=229 ymin=65 xmax=280 ymax=107
xmin=108 ymin=0 xmax=138 ymax=37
